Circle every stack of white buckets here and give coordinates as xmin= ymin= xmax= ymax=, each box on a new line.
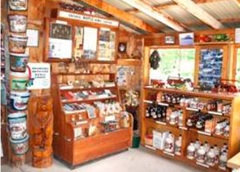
xmin=7 ymin=0 xmax=30 ymax=157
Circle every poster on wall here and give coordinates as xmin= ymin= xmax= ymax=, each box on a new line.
xmin=98 ymin=28 xmax=116 ymax=61
xmin=179 ymin=33 xmax=194 ymax=45
xmin=27 ymin=63 xmax=51 ymax=89
xmin=83 ymin=27 xmax=97 ymax=59
xmin=198 ymin=49 xmax=223 ymax=87
xmin=48 ymin=22 xmax=72 ymax=59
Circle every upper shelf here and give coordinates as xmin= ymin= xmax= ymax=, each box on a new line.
xmin=144 ymin=86 xmax=238 ymax=100
xmin=117 ymin=59 xmax=142 ymax=66
xmin=57 ymin=72 xmax=115 ymax=76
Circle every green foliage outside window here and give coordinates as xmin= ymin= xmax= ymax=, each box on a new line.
xmin=149 ymin=49 xmax=195 ymax=82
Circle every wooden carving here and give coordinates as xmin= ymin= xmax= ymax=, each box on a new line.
xmin=32 ymin=96 xmax=53 ymax=168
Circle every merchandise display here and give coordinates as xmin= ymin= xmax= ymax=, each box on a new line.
xmin=50 ymin=9 xmax=133 ymax=167
xmin=141 ymin=46 xmax=240 ymax=172
xmin=2 ymin=1 xmax=240 ymax=172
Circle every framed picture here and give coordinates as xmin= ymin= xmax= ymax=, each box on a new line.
xmin=179 ymin=32 xmax=194 ymax=46
xmin=48 ymin=21 xmax=72 ymax=59
xmin=165 ymin=35 xmax=175 ymax=44
xmin=118 ymin=42 xmax=127 ymax=53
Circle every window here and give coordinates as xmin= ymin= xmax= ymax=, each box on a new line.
xmin=149 ymin=48 xmax=195 ymax=82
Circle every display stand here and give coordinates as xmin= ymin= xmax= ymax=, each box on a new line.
xmin=140 ymin=46 xmax=240 ymax=172
xmin=48 ymin=9 xmax=133 ymax=167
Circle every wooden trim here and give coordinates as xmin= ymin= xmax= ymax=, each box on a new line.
xmin=117 ymin=59 xmax=142 ymax=66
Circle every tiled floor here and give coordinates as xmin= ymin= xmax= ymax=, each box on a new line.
xmin=1 ymin=147 xmax=203 ymax=172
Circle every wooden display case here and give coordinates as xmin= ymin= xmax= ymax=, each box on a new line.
xmin=51 ymin=72 xmax=133 ymax=167
xmin=49 ymin=10 xmax=133 ymax=168
xmin=140 ymin=47 xmax=240 ymax=172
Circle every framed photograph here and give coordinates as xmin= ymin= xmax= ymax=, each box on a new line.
xmin=165 ymin=35 xmax=175 ymax=44
xmin=118 ymin=42 xmax=127 ymax=53
xmin=48 ymin=21 xmax=72 ymax=59
xmin=179 ymin=32 xmax=194 ymax=46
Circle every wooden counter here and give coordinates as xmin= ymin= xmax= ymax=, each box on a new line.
xmin=227 ymin=152 xmax=240 ymax=169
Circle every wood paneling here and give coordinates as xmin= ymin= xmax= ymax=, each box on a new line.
xmin=73 ymin=0 xmax=159 ymax=34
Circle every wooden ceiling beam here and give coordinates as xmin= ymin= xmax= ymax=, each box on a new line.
xmin=73 ymin=0 xmax=159 ymax=33
xmin=125 ymin=0 xmax=226 ymax=14
xmin=232 ymin=0 xmax=240 ymax=8
xmin=172 ymin=0 xmax=224 ymax=29
xmin=119 ymin=0 xmax=185 ymax=32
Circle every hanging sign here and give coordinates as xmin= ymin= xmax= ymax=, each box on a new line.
xmin=58 ymin=10 xmax=119 ymax=27
xmin=27 ymin=63 xmax=51 ymax=89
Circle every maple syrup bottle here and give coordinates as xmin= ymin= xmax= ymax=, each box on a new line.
xmin=174 ymin=134 xmax=182 ymax=156
xmin=187 ymin=142 xmax=196 ymax=160
xmin=164 ymin=132 xmax=175 ymax=153
xmin=206 ymin=146 xmax=216 ymax=167
xmin=145 ymin=105 xmax=151 ymax=118
xmin=196 ymin=144 xmax=206 ymax=163
xmin=156 ymin=105 xmax=162 ymax=119
xmin=219 ymin=150 xmax=227 ymax=170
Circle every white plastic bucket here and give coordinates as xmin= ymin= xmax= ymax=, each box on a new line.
xmin=9 ymin=36 xmax=28 ymax=54
xmin=9 ymin=134 xmax=29 ymax=155
xmin=8 ymin=112 xmax=27 ymax=140
xmin=10 ymin=72 xmax=29 ymax=91
xmin=10 ymin=53 xmax=29 ymax=72
xmin=8 ymin=14 xmax=27 ymax=33
xmin=10 ymin=91 xmax=30 ymax=110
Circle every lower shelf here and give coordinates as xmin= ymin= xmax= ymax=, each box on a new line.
xmin=143 ymin=144 xmax=230 ymax=172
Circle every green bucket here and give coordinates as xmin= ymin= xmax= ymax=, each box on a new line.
xmin=132 ymin=134 xmax=140 ymax=148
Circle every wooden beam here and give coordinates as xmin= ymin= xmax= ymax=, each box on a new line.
xmin=233 ymin=0 xmax=240 ymax=8
xmin=73 ymin=0 xmax=159 ymax=33
xmin=125 ymin=0 xmax=226 ymax=14
xmin=172 ymin=0 xmax=224 ymax=29
xmin=119 ymin=0 xmax=185 ymax=32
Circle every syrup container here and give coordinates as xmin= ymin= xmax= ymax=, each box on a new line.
xmin=174 ymin=134 xmax=182 ymax=156
xmin=187 ymin=142 xmax=196 ymax=160
xmin=206 ymin=146 xmax=216 ymax=166
xmin=164 ymin=132 xmax=174 ymax=153
xmin=196 ymin=144 xmax=206 ymax=163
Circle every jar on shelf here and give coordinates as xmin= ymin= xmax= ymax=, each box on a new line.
xmin=164 ymin=132 xmax=174 ymax=153
xmin=223 ymin=122 xmax=230 ymax=137
xmin=196 ymin=144 xmax=206 ymax=163
xmin=219 ymin=150 xmax=227 ymax=170
xmin=194 ymin=139 xmax=201 ymax=158
xmin=204 ymin=141 xmax=210 ymax=152
xmin=206 ymin=146 xmax=216 ymax=166
xmin=213 ymin=144 xmax=220 ymax=164
xmin=174 ymin=134 xmax=182 ymax=156
xmin=221 ymin=143 xmax=228 ymax=153
xmin=187 ymin=142 xmax=196 ymax=160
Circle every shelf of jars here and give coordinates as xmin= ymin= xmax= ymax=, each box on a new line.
xmin=142 ymin=125 xmax=230 ymax=171
xmin=141 ymin=87 xmax=236 ymax=171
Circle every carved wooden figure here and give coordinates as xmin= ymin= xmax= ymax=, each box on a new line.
xmin=32 ymin=96 xmax=53 ymax=168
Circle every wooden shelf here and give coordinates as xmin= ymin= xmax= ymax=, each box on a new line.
xmin=61 ymin=95 xmax=118 ymax=104
xmin=57 ymin=72 xmax=115 ymax=75
xmin=194 ymin=42 xmax=234 ymax=45
xmin=60 ymin=86 xmax=116 ymax=91
xmin=117 ymin=59 xmax=142 ymax=66
xmin=141 ymin=46 xmax=240 ymax=172
xmin=144 ymin=86 xmax=236 ymax=101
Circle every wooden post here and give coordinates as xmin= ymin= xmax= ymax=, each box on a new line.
xmin=32 ymin=96 xmax=53 ymax=168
